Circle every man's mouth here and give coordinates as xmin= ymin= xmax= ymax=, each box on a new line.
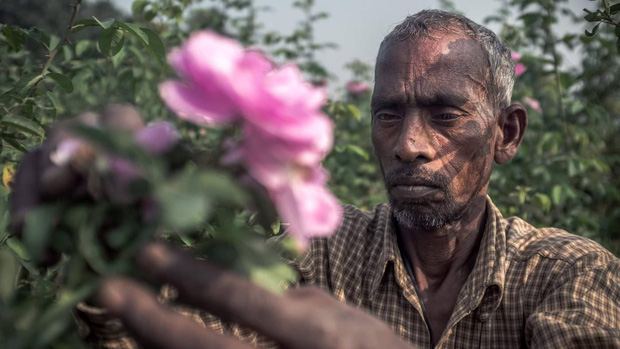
xmin=389 ymin=180 xmax=442 ymax=201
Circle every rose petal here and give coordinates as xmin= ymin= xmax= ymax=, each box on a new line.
xmin=135 ymin=121 xmax=179 ymax=154
xmin=159 ymin=81 xmax=238 ymax=125
xmin=271 ymin=171 xmax=343 ymax=247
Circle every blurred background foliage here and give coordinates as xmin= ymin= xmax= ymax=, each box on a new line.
xmin=0 ymin=0 xmax=618 ymax=345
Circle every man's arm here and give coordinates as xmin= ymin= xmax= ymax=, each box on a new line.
xmin=96 ymin=242 xmax=415 ymax=349
xmin=526 ymin=254 xmax=620 ymax=348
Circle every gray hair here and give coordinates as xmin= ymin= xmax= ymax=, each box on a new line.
xmin=379 ymin=9 xmax=515 ymax=110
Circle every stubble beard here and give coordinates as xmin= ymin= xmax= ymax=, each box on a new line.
xmin=389 ymin=195 xmax=462 ymax=231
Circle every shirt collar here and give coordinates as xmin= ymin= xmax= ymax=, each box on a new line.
xmin=368 ymin=196 xmax=507 ymax=317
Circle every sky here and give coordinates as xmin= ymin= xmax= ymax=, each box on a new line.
xmin=109 ymin=0 xmax=596 ymax=90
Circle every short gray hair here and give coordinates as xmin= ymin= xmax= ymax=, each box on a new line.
xmin=379 ymin=10 xmax=515 ymax=110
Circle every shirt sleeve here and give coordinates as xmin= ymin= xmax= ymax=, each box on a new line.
xmin=526 ymin=255 xmax=620 ymax=348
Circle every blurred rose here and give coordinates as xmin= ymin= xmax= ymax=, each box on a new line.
xmin=135 ymin=121 xmax=179 ymax=155
xmin=271 ymin=168 xmax=342 ymax=247
xmin=346 ymin=81 xmax=370 ymax=93
xmin=161 ymin=31 xmax=342 ymax=245
xmin=159 ymin=32 xmax=272 ymax=126
xmin=523 ymin=97 xmax=542 ymax=114
xmin=511 ymin=52 xmax=527 ymax=77
xmin=515 ymin=63 xmax=527 ymax=77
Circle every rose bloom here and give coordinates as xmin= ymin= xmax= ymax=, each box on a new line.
xmin=346 ymin=81 xmax=370 ymax=93
xmin=160 ymin=31 xmax=343 ymax=246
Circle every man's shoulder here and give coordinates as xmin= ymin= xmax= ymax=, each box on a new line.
xmin=503 ymin=215 xmax=617 ymax=267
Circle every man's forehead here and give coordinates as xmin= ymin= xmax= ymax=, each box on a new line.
xmin=376 ymin=33 xmax=488 ymax=79
xmin=373 ymin=34 xmax=489 ymax=105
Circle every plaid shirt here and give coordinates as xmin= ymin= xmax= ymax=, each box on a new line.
xmin=77 ymin=197 xmax=620 ymax=348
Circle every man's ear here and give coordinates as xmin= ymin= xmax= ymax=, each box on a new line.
xmin=494 ymin=103 xmax=528 ymax=164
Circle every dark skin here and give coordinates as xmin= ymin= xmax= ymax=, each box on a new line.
xmin=11 ymin=31 xmax=527 ymax=348
xmin=372 ymin=32 xmax=527 ymax=343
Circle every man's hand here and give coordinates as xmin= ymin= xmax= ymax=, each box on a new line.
xmin=97 ymin=242 xmax=414 ymax=349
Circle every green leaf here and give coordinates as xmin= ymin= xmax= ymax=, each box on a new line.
xmin=346 ymin=104 xmax=361 ymax=121
xmin=585 ymin=23 xmax=600 ymax=37
xmin=610 ymin=3 xmax=620 ymax=14
xmin=116 ymin=21 xmax=149 ymax=45
xmin=155 ymin=168 xmax=247 ymax=230
xmin=551 ymin=185 xmax=563 ymax=205
xmin=62 ymin=44 xmax=73 ymax=62
xmin=132 ymin=0 xmax=149 ymax=16
xmin=141 ymin=28 xmax=166 ymax=64
xmin=584 ymin=12 xmax=599 ymax=22
xmin=72 ymin=18 xmax=100 ymax=33
xmin=23 ymin=205 xmax=61 ymax=263
xmin=344 ymin=144 xmax=369 ymax=160
xmin=0 ymin=247 xmax=19 ymax=302
xmin=47 ymin=72 xmax=74 ymax=93
xmin=49 ymin=35 xmax=60 ymax=51
xmin=98 ymin=27 xmax=125 ymax=57
xmin=6 ymin=237 xmax=30 ymax=260
xmin=0 ymin=116 xmax=44 ymax=137
xmin=76 ymin=40 xmax=90 ymax=56
xmin=93 ymin=16 xmax=115 ymax=29
xmin=3 ymin=138 xmax=28 ymax=153
xmin=534 ymin=193 xmax=551 ymax=213
xmin=46 ymin=91 xmax=59 ymax=109
xmin=2 ymin=25 xmax=27 ymax=51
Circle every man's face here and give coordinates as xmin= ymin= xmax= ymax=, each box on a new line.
xmin=371 ymin=33 xmax=499 ymax=231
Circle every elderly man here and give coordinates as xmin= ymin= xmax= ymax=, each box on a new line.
xmin=13 ymin=9 xmax=620 ymax=349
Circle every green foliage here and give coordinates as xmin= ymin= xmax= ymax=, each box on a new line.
xmin=0 ymin=0 xmax=618 ymax=347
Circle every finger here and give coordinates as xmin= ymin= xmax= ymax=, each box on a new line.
xmin=97 ymin=277 xmax=254 ymax=349
xmin=99 ymin=104 xmax=145 ymax=132
xmin=136 ymin=243 xmax=301 ymax=344
xmin=10 ymin=149 xmax=42 ymax=236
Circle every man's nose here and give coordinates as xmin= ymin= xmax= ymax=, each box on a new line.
xmin=394 ymin=117 xmax=436 ymax=162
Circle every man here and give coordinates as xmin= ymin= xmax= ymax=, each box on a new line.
xmin=13 ymin=10 xmax=620 ymax=349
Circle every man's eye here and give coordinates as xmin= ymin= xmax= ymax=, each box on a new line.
xmin=376 ymin=113 xmax=401 ymax=121
xmin=434 ymin=113 xmax=459 ymax=121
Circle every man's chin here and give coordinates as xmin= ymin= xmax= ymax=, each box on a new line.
xmin=392 ymin=206 xmax=448 ymax=231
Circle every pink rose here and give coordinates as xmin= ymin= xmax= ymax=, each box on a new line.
xmin=270 ymin=168 xmax=342 ymax=247
xmin=523 ymin=97 xmax=542 ymax=114
xmin=160 ymin=31 xmax=343 ymax=245
xmin=515 ymin=63 xmax=527 ymax=77
xmin=159 ymin=32 xmax=272 ymax=126
xmin=346 ymin=81 xmax=370 ymax=93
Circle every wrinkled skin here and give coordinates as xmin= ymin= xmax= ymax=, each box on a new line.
xmin=371 ymin=33 xmax=527 ymax=342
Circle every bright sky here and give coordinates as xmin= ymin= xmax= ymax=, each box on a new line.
xmin=109 ymin=0 xmax=595 ymax=89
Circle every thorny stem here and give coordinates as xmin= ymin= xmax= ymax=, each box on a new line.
xmin=543 ymin=5 xmax=572 ymax=151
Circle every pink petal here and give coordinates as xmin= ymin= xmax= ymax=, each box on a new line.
xmin=511 ymin=52 xmax=522 ymax=61
xmin=515 ymin=63 xmax=527 ymax=77
xmin=50 ymin=139 xmax=83 ymax=166
xmin=159 ymin=81 xmax=238 ymax=125
xmin=523 ymin=97 xmax=542 ymax=114
xmin=135 ymin=121 xmax=179 ymax=154
xmin=271 ymin=170 xmax=342 ymax=247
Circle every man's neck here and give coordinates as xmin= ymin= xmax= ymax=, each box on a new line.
xmin=397 ymin=195 xmax=488 ymax=291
